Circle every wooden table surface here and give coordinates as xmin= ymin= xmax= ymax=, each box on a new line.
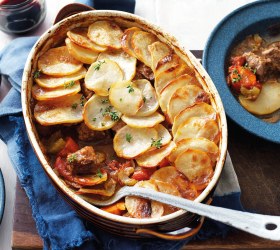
xmin=11 ymin=51 xmax=280 ymax=249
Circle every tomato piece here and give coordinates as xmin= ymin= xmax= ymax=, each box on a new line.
xmin=132 ymin=168 xmax=156 ymax=181
xmin=58 ymin=137 xmax=79 ymax=157
xmin=54 ymin=156 xmax=74 ymax=181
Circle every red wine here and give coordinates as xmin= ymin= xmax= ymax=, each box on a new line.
xmin=0 ymin=0 xmax=27 ymax=5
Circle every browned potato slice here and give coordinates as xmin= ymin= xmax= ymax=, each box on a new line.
xmin=88 ymin=21 xmax=123 ymax=49
xmin=174 ymin=117 xmax=220 ymax=144
xmin=155 ymin=54 xmax=181 ymax=77
xmin=154 ymin=180 xmax=181 ymax=197
xmin=136 ymin=141 xmax=176 ymax=167
xmin=154 ymin=63 xmax=191 ymax=94
xmin=35 ymin=67 xmax=86 ymax=89
xmin=65 ymin=38 xmax=99 ymax=64
xmin=133 ymin=79 xmax=159 ymax=117
xmin=154 ymin=124 xmax=172 ymax=147
xmin=38 ymin=46 xmax=83 ymax=76
xmin=32 ymin=81 xmax=80 ymax=101
xmin=34 ymin=93 xmax=83 ymax=125
xmin=125 ymin=181 xmax=164 ymax=218
xmin=85 ymin=59 xmax=123 ymax=96
xmin=121 ymin=112 xmax=164 ymax=128
xmin=239 ymin=80 xmax=280 ymax=115
xmin=109 ymin=81 xmax=143 ymax=116
xmin=113 ymin=125 xmax=158 ymax=158
xmin=159 ymin=74 xmax=197 ymax=113
xmin=167 ymin=85 xmax=209 ymax=123
xmin=98 ymin=50 xmax=136 ymax=81
xmin=83 ymin=95 xmax=122 ymax=131
xmin=121 ymin=27 xmax=141 ymax=57
xmin=131 ymin=31 xmax=158 ymax=67
xmin=175 ymin=149 xmax=212 ymax=181
xmin=67 ymin=28 xmax=107 ymax=52
xmin=148 ymin=41 xmax=173 ymax=71
xmin=168 ymin=138 xmax=219 ymax=164
xmin=172 ymin=103 xmax=216 ymax=136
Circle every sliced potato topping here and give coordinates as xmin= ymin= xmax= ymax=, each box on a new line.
xmin=32 ymin=81 xmax=81 ymax=101
xmin=85 ymin=59 xmax=123 ymax=96
xmin=121 ymin=112 xmax=164 ymax=128
xmin=98 ymin=50 xmax=137 ymax=81
xmin=121 ymin=27 xmax=142 ymax=58
xmin=172 ymin=102 xmax=216 ymax=136
xmin=155 ymin=54 xmax=182 ymax=77
xmin=131 ymin=31 xmax=158 ymax=67
xmin=239 ymin=80 xmax=280 ymax=115
xmin=159 ymin=74 xmax=196 ymax=113
xmin=168 ymin=138 xmax=219 ymax=164
xmin=83 ymin=95 xmax=122 ymax=131
xmin=65 ymin=38 xmax=99 ymax=64
xmin=67 ymin=28 xmax=107 ymax=52
xmin=136 ymin=141 xmax=176 ymax=167
xmin=148 ymin=41 xmax=173 ymax=71
xmin=38 ymin=46 xmax=83 ymax=76
xmin=113 ymin=125 xmax=158 ymax=158
xmin=154 ymin=124 xmax=172 ymax=147
xmin=35 ymin=67 xmax=87 ymax=89
xmin=167 ymin=85 xmax=209 ymax=123
xmin=174 ymin=117 xmax=220 ymax=144
xmin=109 ymin=81 xmax=143 ymax=116
xmin=175 ymin=149 xmax=212 ymax=181
xmin=88 ymin=21 xmax=123 ymax=49
xmin=133 ymin=79 xmax=159 ymax=117
xmin=34 ymin=93 xmax=83 ymax=125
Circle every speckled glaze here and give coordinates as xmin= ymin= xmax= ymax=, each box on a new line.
xmin=203 ymin=0 xmax=280 ymax=144
xmin=21 ymin=10 xmax=227 ymax=239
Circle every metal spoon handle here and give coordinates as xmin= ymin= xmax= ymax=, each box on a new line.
xmin=123 ymin=186 xmax=280 ymax=241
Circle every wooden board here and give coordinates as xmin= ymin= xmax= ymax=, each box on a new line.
xmin=12 ymin=51 xmax=280 ymax=249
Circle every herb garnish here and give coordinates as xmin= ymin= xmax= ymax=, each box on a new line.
xmin=93 ymin=60 xmax=106 ymax=71
xmin=119 ymin=98 xmax=123 ymax=102
xmin=127 ymin=85 xmax=134 ymax=93
xmin=101 ymin=99 xmax=109 ymax=104
xmin=67 ymin=154 xmax=77 ymax=163
xmin=231 ymin=68 xmax=242 ymax=83
xmin=97 ymin=168 xmax=103 ymax=178
xmin=80 ymin=96 xmax=86 ymax=107
xmin=71 ymin=103 xmax=78 ymax=109
xmin=151 ymin=138 xmax=163 ymax=149
xmin=102 ymin=106 xmax=119 ymax=121
xmin=92 ymin=117 xmax=96 ymax=122
xmin=64 ymin=80 xmax=75 ymax=89
xmin=243 ymin=63 xmax=257 ymax=74
xmin=33 ymin=70 xmax=41 ymax=79
xmin=143 ymin=96 xmax=147 ymax=103
xmin=126 ymin=133 xmax=132 ymax=143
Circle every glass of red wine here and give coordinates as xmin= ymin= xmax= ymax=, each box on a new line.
xmin=0 ymin=0 xmax=46 ymax=34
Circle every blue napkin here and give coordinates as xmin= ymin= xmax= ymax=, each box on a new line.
xmin=0 ymin=1 xmax=244 ymax=249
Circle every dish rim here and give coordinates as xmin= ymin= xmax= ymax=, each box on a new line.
xmin=0 ymin=169 xmax=5 ymax=225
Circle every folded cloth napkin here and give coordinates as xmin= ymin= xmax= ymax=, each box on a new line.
xmin=0 ymin=1 xmax=243 ymax=249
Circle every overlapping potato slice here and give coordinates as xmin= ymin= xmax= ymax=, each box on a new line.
xmin=136 ymin=141 xmax=176 ymax=167
xmin=85 ymin=59 xmax=123 ymax=96
xmin=98 ymin=50 xmax=136 ymax=81
xmin=239 ymin=80 xmax=280 ymax=115
xmin=125 ymin=181 xmax=164 ymax=218
xmin=148 ymin=41 xmax=173 ymax=71
xmin=133 ymin=79 xmax=159 ymax=117
xmin=35 ymin=67 xmax=87 ymax=88
xmin=174 ymin=117 xmax=220 ymax=144
xmin=34 ymin=93 xmax=83 ymax=125
xmin=159 ymin=74 xmax=196 ymax=113
xmin=121 ymin=112 xmax=164 ymax=128
xmin=113 ymin=125 xmax=157 ymax=158
xmin=121 ymin=27 xmax=141 ymax=58
xmin=83 ymin=95 xmax=122 ymax=131
xmin=168 ymin=138 xmax=219 ymax=164
xmin=38 ymin=46 xmax=83 ymax=76
xmin=109 ymin=81 xmax=143 ymax=116
xmin=154 ymin=63 xmax=191 ymax=94
xmin=65 ymin=38 xmax=99 ymax=64
xmin=67 ymin=28 xmax=107 ymax=52
xmin=172 ymin=103 xmax=216 ymax=136
xmin=155 ymin=54 xmax=182 ymax=77
xmin=154 ymin=124 xmax=172 ymax=147
xmin=167 ymin=85 xmax=209 ymax=122
xmin=131 ymin=31 xmax=158 ymax=67
xmin=88 ymin=21 xmax=123 ymax=49
xmin=175 ymin=149 xmax=212 ymax=182
xmin=32 ymin=81 xmax=81 ymax=101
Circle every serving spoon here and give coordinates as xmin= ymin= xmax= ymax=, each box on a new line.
xmin=85 ymin=186 xmax=280 ymax=241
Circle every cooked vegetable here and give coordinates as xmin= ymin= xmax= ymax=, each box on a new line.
xmin=121 ymin=112 xmax=164 ymax=128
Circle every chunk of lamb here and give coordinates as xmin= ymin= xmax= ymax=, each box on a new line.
xmin=67 ymin=146 xmax=105 ymax=174
xmin=77 ymin=122 xmax=109 ymax=141
xmin=134 ymin=62 xmax=154 ymax=81
xmin=262 ymin=42 xmax=280 ymax=71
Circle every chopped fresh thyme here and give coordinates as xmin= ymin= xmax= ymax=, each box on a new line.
xmin=92 ymin=117 xmax=96 ymax=122
xmin=67 ymin=154 xmax=77 ymax=163
xmin=151 ymin=137 xmax=163 ymax=149
xmin=33 ymin=70 xmax=41 ymax=79
xmin=243 ymin=63 xmax=257 ymax=74
xmin=126 ymin=133 xmax=132 ymax=143
xmin=102 ymin=106 xmax=119 ymax=121
xmin=101 ymin=122 xmax=105 ymax=127
xmin=119 ymin=98 xmax=123 ymax=102
xmin=80 ymin=96 xmax=86 ymax=107
xmin=127 ymin=85 xmax=134 ymax=93
xmin=231 ymin=68 xmax=242 ymax=83
xmin=71 ymin=103 xmax=78 ymax=109
xmin=143 ymin=96 xmax=146 ymax=103
xmin=93 ymin=60 xmax=106 ymax=71
xmin=97 ymin=168 xmax=103 ymax=178
xmin=101 ymin=99 xmax=109 ymax=104
xmin=64 ymin=80 xmax=75 ymax=89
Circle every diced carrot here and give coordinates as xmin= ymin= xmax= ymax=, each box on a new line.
xmin=101 ymin=202 xmax=126 ymax=215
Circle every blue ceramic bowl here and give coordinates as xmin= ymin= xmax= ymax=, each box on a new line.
xmin=0 ymin=169 xmax=5 ymax=225
xmin=203 ymin=0 xmax=280 ymax=144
